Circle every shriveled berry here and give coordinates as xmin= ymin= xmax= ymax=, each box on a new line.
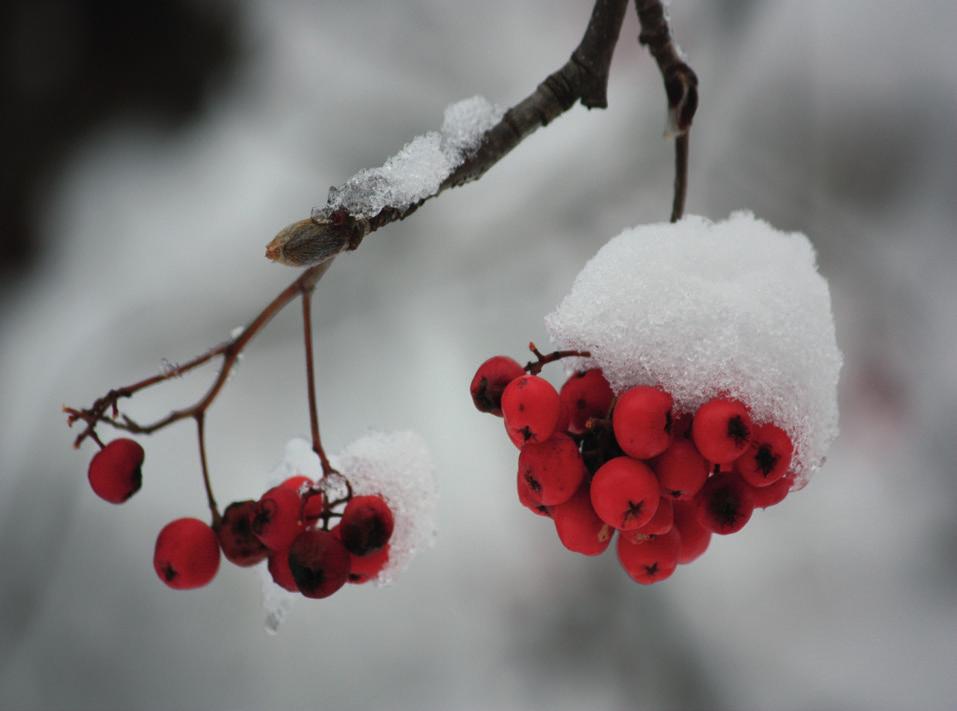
xmin=617 ymin=528 xmax=680 ymax=585
xmin=652 ymin=438 xmax=709 ymax=500
xmin=695 ymin=472 xmax=754 ymax=534
xmin=252 ymin=486 xmax=303 ymax=551
xmin=501 ymin=375 xmax=561 ymax=446
xmin=268 ymin=547 xmax=298 ymax=592
xmin=340 ymin=495 xmax=394 ymax=556
xmin=612 ymin=386 xmax=674 ymax=459
xmin=673 ymin=500 xmax=711 ymax=564
xmin=590 ymin=457 xmax=660 ymax=531
xmin=348 ymin=545 xmax=390 ymax=584
xmin=691 ymin=398 xmax=753 ymax=464
xmin=470 ymin=356 xmax=525 ymax=416
xmin=87 ymin=438 xmax=144 ymax=504
xmin=517 ymin=433 xmax=585 ymax=506
xmin=216 ymin=500 xmax=269 ymax=567
xmin=288 ymin=529 xmax=351 ymax=599
xmin=559 ymin=369 xmax=614 ymax=434
xmin=153 ymin=518 xmax=220 ymax=590
xmin=749 ymin=471 xmax=794 ymax=509
xmin=551 ymin=483 xmax=613 ymax=556
xmin=735 ymin=423 xmax=793 ymax=488
xmin=517 ymin=470 xmax=551 ymax=517
xmin=636 ymin=496 xmax=674 ymax=536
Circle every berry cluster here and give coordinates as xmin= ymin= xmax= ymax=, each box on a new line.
xmin=470 ymin=346 xmax=795 ymax=584
xmin=87 ymin=439 xmax=395 ymax=595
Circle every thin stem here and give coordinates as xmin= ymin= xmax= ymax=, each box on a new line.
xmin=195 ymin=414 xmax=221 ymax=526
xmin=301 ymin=288 xmax=334 ymax=475
xmin=524 ymin=341 xmax=592 ymax=375
xmin=672 ymin=132 xmax=689 ymax=222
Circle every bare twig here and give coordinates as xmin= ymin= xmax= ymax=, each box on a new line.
xmin=195 ymin=414 xmax=221 ymax=526
xmin=524 ymin=342 xmax=592 ymax=376
xmin=301 ymin=286 xmax=334 ymax=475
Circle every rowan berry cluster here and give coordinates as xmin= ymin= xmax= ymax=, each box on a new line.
xmin=86 ymin=439 xmax=394 ymax=596
xmin=470 ymin=346 xmax=795 ymax=585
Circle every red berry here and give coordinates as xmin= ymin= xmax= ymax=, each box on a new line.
xmin=516 ymin=470 xmax=551 ymax=517
xmin=636 ymin=496 xmax=674 ymax=536
xmin=612 ymin=386 xmax=674 ymax=459
xmin=517 ymin=433 xmax=585 ymax=506
xmin=695 ymin=473 xmax=754 ymax=534
xmin=749 ymin=471 xmax=795 ymax=509
xmin=501 ymin=375 xmax=561 ymax=446
xmin=590 ymin=457 xmax=660 ymax=531
xmin=340 ymin=495 xmax=394 ymax=556
xmin=348 ymin=545 xmax=390 ymax=584
xmin=616 ymin=528 xmax=680 ymax=585
xmin=671 ymin=412 xmax=693 ymax=439
xmin=652 ymin=438 xmax=709 ymax=501
xmin=559 ymin=369 xmax=614 ymax=434
xmin=673 ymin=500 xmax=711 ymax=564
xmin=288 ymin=529 xmax=351 ymax=599
xmin=87 ymin=438 xmax=144 ymax=504
xmin=280 ymin=475 xmax=324 ymax=526
xmin=252 ymin=486 xmax=303 ymax=551
xmin=268 ymin=548 xmax=299 ymax=592
xmin=470 ymin=355 xmax=525 ymax=416
xmin=551 ymin=484 xmax=613 ymax=556
xmin=691 ymin=398 xmax=753 ymax=464
xmin=153 ymin=518 xmax=220 ymax=590
xmin=216 ymin=500 xmax=269 ymax=567
xmin=555 ymin=401 xmax=572 ymax=434
xmin=735 ymin=423 xmax=794 ymax=488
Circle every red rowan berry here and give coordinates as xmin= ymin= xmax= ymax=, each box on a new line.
xmin=216 ymin=500 xmax=269 ymax=567
xmin=268 ymin=547 xmax=299 ymax=592
xmin=612 ymin=386 xmax=674 ymax=459
xmin=617 ymin=528 xmax=680 ymax=585
xmin=691 ymin=398 xmax=753 ymax=464
xmin=87 ymin=438 xmax=144 ymax=504
xmin=735 ymin=423 xmax=793 ymax=488
xmin=652 ymin=438 xmax=709 ymax=501
xmin=501 ymin=375 xmax=561 ymax=446
xmin=749 ymin=471 xmax=794 ymax=509
xmin=673 ymin=500 xmax=711 ymax=564
xmin=252 ymin=486 xmax=303 ymax=551
xmin=559 ymin=369 xmax=614 ymax=434
xmin=280 ymin=475 xmax=324 ymax=525
xmin=636 ymin=496 xmax=674 ymax=536
xmin=470 ymin=356 xmax=525 ymax=416
xmin=288 ymin=529 xmax=351 ymax=599
xmin=340 ymin=495 xmax=394 ymax=556
xmin=348 ymin=544 xmax=390 ymax=584
xmin=153 ymin=518 xmax=220 ymax=590
xmin=590 ymin=457 xmax=660 ymax=531
xmin=517 ymin=433 xmax=585 ymax=506
xmin=551 ymin=483 xmax=613 ymax=556
xmin=517 ymin=470 xmax=551 ymax=517
xmin=695 ymin=472 xmax=754 ymax=534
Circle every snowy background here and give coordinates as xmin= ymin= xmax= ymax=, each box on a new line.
xmin=1 ymin=1 xmax=955 ymax=709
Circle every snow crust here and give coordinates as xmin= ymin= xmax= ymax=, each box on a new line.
xmin=545 ymin=212 xmax=842 ymax=484
xmin=318 ymin=96 xmax=503 ymax=218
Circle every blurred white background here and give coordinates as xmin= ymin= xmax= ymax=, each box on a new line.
xmin=1 ymin=1 xmax=955 ymax=709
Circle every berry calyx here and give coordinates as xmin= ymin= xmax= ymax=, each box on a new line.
xmin=559 ymin=369 xmax=614 ymax=434
xmin=216 ymin=500 xmax=269 ymax=567
xmin=652 ymin=438 xmax=709 ymax=500
xmin=517 ymin=433 xmax=585 ymax=507
xmin=590 ymin=457 xmax=660 ymax=531
xmin=339 ymin=495 xmax=395 ymax=556
xmin=87 ymin=438 xmax=144 ymax=504
xmin=673 ymin=500 xmax=711 ymax=564
xmin=695 ymin=472 xmax=754 ymax=534
xmin=501 ymin=375 xmax=561 ymax=446
xmin=470 ymin=355 xmax=525 ymax=416
xmin=551 ymin=483 xmax=613 ymax=556
xmin=735 ymin=423 xmax=793 ymax=488
xmin=252 ymin=486 xmax=303 ymax=551
xmin=517 ymin=470 xmax=551 ymax=517
xmin=691 ymin=398 xmax=753 ymax=463
xmin=287 ymin=529 xmax=351 ymax=599
xmin=612 ymin=386 xmax=674 ymax=459
xmin=616 ymin=528 xmax=681 ymax=585
xmin=153 ymin=517 xmax=220 ymax=590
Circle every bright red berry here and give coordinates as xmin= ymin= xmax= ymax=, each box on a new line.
xmin=153 ymin=518 xmax=220 ymax=590
xmin=501 ymin=375 xmax=561 ymax=446
xmin=516 ymin=470 xmax=551 ymax=517
xmin=695 ymin=472 xmax=754 ymax=534
xmin=749 ymin=471 xmax=794 ymax=509
xmin=616 ymin=528 xmax=680 ymax=585
xmin=652 ymin=438 xmax=709 ymax=500
xmin=216 ymin=500 xmax=269 ymax=567
xmin=252 ymin=486 xmax=303 ymax=551
xmin=612 ymin=386 xmax=674 ymax=459
xmin=636 ymin=496 xmax=674 ymax=536
xmin=559 ymin=369 xmax=614 ymax=434
xmin=348 ymin=545 xmax=390 ymax=584
xmin=87 ymin=438 xmax=144 ymax=504
xmin=280 ymin=475 xmax=324 ymax=526
xmin=735 ymin=423 xmax=794 ymax=488
xmin=673 ymin=501 xmax=711 ymax=564
xmin=470 ymin=355 xmax=525 ymax=416
xmin=551 ymin=483 xmax=613 ymax=556
xmin=340 ymin=495 xmax=394 ymax=556
xmin=517 ymin=433 xmax=585 ymax=506
xmin=691 ymin=398 xmax=753 ymax=464
xmin=268 ymin=547 xmax=298 ymax=592
xmin=288 ymin=529 xmax=351 ymax=599
xmin=590 ymin=457 xmax=660 ymax=531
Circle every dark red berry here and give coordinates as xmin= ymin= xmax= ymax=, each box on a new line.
xmin=691 ymin=398 xmax=753 ymax=464
xmin=340 ymin=495 xmax=394 ymax=556
xmin=590 ymin=457 xmax=660 ymax=531
xmin=517 ymin=470 xmax=551 ymax=517
xmin=470 ymin=355 xmax=525 ymax=416
xmin=735 ymin=423 xmax=794 ymax=488
xmin=268 ymin=548 xmax=298 ymax=592
xmin=652 ymin=438 xmax=709 ymax=500
xmin=517 ymin=433 xmax=585 ymax=507
xmin=252 ymin=486 xmax=303 ymax=551
xmin=501 ymin=375 xmax=561 ymax=446
xmin=612 ymin=386 xmax=674 ymax=459
xmin=670 ymin=412 xmax=693 ymax=439
xmin=87 ymin=438 xmax=144 ymax=504
xmin=216 ymin=500 xmax=269 ymax=567
xmin=617 ymin=528 xmax=680 ymax=585
xmin=749 ymin=471 xmax=794 ymax=509
xmin=673 ymin=500 xmax=711 ymax=564
xmin=153 ymin=518 xmax=220 ymax=590
xmin=695 ymin=472 xmax=754 ymax=534
xmin=348 ymin=545 xmax=390 ymax=584
xmin=636 ymin=496 xmax=674 ymax=536
xmin=559 ymin=369 xmax=614 ymax=434
xmin=551 ymin=483 xmax=613 ymax=556
xmin=288 ymin=529 xmax=351 ymax=599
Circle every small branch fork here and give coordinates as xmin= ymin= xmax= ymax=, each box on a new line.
xmin=524 ymin=342 xmax=591 ymax=376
